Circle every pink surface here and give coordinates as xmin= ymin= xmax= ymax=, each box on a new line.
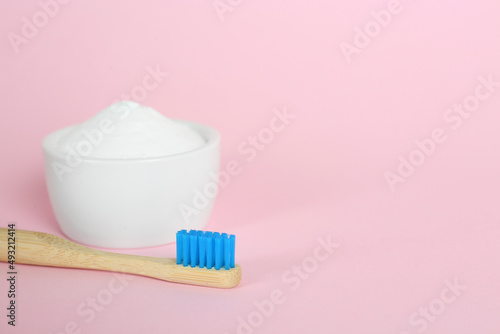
xmin=1 ymin=1 xmax=500 ymax=333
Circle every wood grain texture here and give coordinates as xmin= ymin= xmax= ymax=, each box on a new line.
xmin=0 ymin=227 xmax=241 ymax=288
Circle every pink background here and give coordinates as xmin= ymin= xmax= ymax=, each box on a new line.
xmin=1 ymin=1 xmax=500 ymax=333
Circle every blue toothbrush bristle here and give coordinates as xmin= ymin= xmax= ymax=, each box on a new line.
xmin=206 ymin=232 xmax=214 ymax=269
xmin=182 ymin=233 xmax=190 ymax=267
xmin=224 ymin=236 xmax=230 ymax=270
xmin=176 ymin=230 xmax=235 ymax=270
xmin=176 ymin=230 xmax=185 ymax=264
xmin=189 ymin=231 xmax=198 ymax=268
xmin=198 ymin=235 xmax=207 ymax=268
xmin=229 ymin=235 xmax=236 ymax=268
xmin=215 ymin=236 xmax=223 ymax=270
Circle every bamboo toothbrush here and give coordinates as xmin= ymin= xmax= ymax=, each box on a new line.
xmin=0 ymin=228 xmax=241 ymax=288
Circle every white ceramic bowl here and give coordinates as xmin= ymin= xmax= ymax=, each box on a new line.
xmin=42 ymin=120 xmax=219 ymax=248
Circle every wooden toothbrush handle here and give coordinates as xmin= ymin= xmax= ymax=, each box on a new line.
xmin=0 ymin=227 xmax=113 ymax=267
xmin=0 ymin=228 xmax=242 ymax=288
xmin=0 ymin=227 xmax=178 ymax=274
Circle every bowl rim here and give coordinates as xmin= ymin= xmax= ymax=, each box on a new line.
xmin=42 ymin=119 xmax=220 ymax=163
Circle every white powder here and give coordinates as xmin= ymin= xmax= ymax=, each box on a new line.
xmin=56 ymin=101 xmax=205 ymax=159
